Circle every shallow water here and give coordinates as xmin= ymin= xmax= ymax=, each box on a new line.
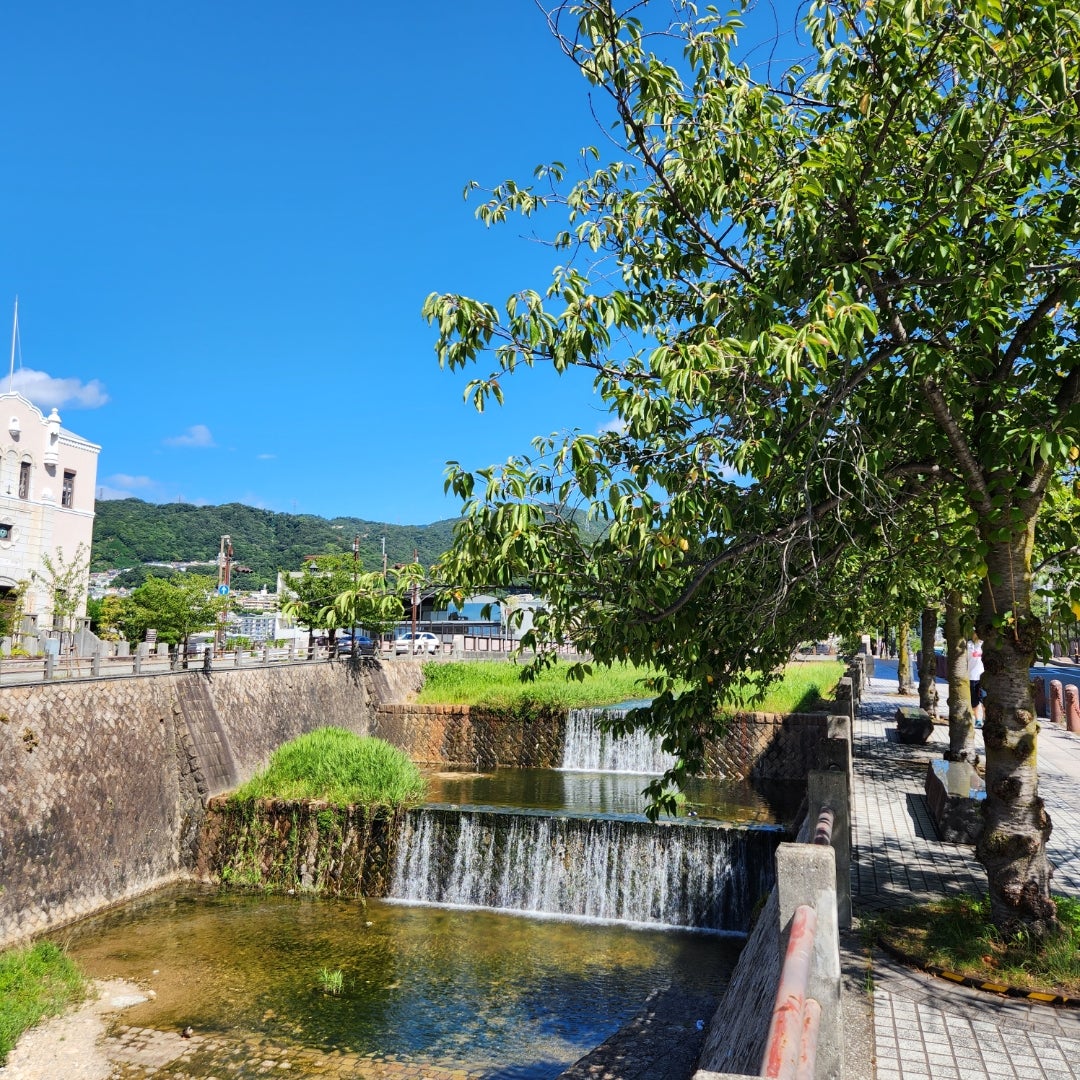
xmin=61 ymin=884 xmax=740 ymax=1079
xmin=422 ymin=766 xmax=801 ymax=825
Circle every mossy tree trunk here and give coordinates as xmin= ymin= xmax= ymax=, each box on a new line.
xmin=944 ymin=589 xmax=974 ymax=762
xmin=896 ymin=619 xmax=914 ymax=695
xmin=974 ymin=527 xmax=1057 ymax=937
xmin=918 ymin=605 xmax=939 ymax=715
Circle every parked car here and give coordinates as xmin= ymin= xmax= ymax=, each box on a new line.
xmin=337 ymin=634 xmax=377 ymax=657
xmin=394 ymin=631 xmax=439 ymax=655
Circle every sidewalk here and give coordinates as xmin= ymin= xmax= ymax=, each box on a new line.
xmin=853 ymin=662 xmax=1080 ymax=1079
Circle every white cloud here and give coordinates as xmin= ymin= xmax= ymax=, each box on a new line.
xmin=10 ymin=367 xmax=109 ymax=409
xmin=164 ymin=424 xmax=215 ymax=448
xmin=107 ymin=473 xmax=154 ymax=489
xmin=598 ymin=417 xmax=628 ymax=435
xmin=97 ymin=485 xmax=141 ymax=500
xmin=256 ymin=452 xmax=276 ymax=460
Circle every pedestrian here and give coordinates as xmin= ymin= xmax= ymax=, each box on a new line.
xmin=967 ymin=633 xmax=984 ymax=726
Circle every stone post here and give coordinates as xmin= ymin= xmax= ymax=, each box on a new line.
xmin=91 ymin=651 xmax=101 ymax=677
xmin=203 ymin=646 xmax=212 ymax=675
xmin=133 ymin=649 xmax=142 ymax=675
xmin=1033 ymin=677 xmax=1047 ymax=718
xmin=806 ymin=768 xmax=851 ymax=929
xmin=1051 ymin=680 xmax=1065 ymax=725
xmin=1066 ymin=685 xmax=1080 ymax=734
xmin=775 ymin=843 xmax=843 ymax=1080
xmin=44 ymin=652 xmax=56 ymax=680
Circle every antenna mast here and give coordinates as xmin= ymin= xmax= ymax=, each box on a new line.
xmin=8 ymin=297 xmax=18 ymax=394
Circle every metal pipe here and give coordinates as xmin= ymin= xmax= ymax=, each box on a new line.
xmin=762 ymin=903 xmax=817 ymax=1079
xmin=812 ymin=805 xmax=834 ymax=847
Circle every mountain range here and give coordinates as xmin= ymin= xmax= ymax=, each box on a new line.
xmin=91 ymin=499 xmax=460 ymax=590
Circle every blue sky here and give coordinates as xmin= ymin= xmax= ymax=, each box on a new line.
xmin=1 ymin=1 xmax=801 ymax=525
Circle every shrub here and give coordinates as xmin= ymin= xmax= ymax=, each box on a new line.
xmin=230 ymin=728 xmax=426 ymax=809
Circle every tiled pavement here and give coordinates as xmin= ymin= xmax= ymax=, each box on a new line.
xmin=854 ymin=664 xmax=1080 ymax=1079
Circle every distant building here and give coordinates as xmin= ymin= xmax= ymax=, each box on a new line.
xmin=0 ymin=392 xmax=100 ymax=628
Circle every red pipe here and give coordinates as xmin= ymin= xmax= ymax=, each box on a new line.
xmin=762 ymin=904 xmax=817 ymax=1079
xmin=795 ymin=997 xmax=821 ymax=1080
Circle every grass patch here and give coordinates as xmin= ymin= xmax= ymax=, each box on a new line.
xmin=730 ymin=660 xmax=845 ymax=715
xmin=0 ymin=941 xmax=87 ymax=1063
xmin=417 ymin=659 xmax=844 ymax=715
xmin=231 ymin=728 xmax=426 ymax=809
xmin=874 ymin=894 xmax=1080 ymax=997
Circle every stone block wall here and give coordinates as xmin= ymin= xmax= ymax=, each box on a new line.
xmin=704 ymin=712 xmax=832 ymax=781
xmin=196 ymin=798 xmax=404 ymax=898
xmin=374 ymin=702 xmax=829 ymax=780
xmin=0 ymin=660 xmax=392 ymax=948
xmin=371 ymin=703 xmax=566 ymax=768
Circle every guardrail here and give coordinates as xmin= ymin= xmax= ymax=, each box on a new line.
xmin=760 ymin=803 xmax=844 ymax=1080
xmin=0 ymin=644 xmax=341 ymax=685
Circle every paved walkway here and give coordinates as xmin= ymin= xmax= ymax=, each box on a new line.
xmin=854 ymin=663 xmax=1080 ymax=1080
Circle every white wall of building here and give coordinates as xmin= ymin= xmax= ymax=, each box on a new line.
xmin=0 ymin=392 xmax=100 ymax=627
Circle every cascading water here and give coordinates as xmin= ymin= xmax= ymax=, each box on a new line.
xmin=388 ymin=807 xmax=781 ymax=933
xmin=561 ymin=707 xmax=678 ymax=774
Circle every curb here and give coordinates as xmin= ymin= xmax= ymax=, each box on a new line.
xmin=876 ymin=938 xmax=1080 ymax=1008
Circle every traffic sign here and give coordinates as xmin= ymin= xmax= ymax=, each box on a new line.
xmin=217 ymin=585 xmax=230 ymax=596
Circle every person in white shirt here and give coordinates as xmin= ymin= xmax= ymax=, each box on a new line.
xmin=967 ymin=635 xmax=985 ymax=725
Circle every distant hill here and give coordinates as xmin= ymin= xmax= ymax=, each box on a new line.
xmin=91 ymin=499 xmax=461 ymax=589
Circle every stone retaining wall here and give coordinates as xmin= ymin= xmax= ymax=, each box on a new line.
xmin=0 ymin=659 xmax=417 ymax=948
xmin=371 ymin=702 xmax=566 ymax=768
xmin=196 ymin=798 xmax=403 ymax=897
xmin=374 ymin=702 xmax=830 ymax=779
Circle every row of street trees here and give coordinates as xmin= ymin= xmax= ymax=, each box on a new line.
xmin=424 ymin=0 xmax=1080 ymax=935
xmin=86 ymin=555 xmax=424 ymax=652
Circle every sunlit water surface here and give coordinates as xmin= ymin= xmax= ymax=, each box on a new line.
xmin=63 ymin=884 xmax=740 ymax=1078
xmin=422 ymin=766 xmax=801 ymax=825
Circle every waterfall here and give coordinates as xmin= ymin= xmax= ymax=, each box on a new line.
xmin=388 ymin=807 xmax=780 ymax=933
xmin=561 ymin=708 xmax=678 ymax=775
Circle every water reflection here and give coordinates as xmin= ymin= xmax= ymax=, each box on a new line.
xmin=61 ymin=885 xmax=739 ymax=1078
xmin=422 ymin=767 xmax=801 ymax=825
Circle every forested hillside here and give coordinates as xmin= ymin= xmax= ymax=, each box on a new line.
xmin=92 ymin=499 xmax=460 ymax=588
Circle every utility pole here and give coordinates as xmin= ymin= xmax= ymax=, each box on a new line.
xmin=216 ymin=534 xmax=233 ymax=656
xmin=410 ymin=547 xmax=419 ymax=644
xmin=381 ymin=536 xmax=387 ymax=579
xmin=351 ymin=534 xmax=360 ymax=658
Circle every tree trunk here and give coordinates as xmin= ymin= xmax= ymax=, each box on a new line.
xmin=944 ymin=589 xmax=974 ymax=762
xmin=974 ymin=526 xmax=1057 ymax=937
xmin=918 ymin=605 xmax=939 ymax=714
xmin=896 ymin=620 xmax=914 ymax=694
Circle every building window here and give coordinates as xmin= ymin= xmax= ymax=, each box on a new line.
xmin=0 ymin=523 xmax=11 ymax=539
xmin=18 ymin=461 xmax=30 ymax=500
xmin=62 ymin=470 xmax=75 ymax=508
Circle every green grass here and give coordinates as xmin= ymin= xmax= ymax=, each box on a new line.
xmin=231 ymin=729 xmax=427 ymax=809
xmin=730 ymin=660 xmax=846 ymax=715
xmin=417 ymin=659 xmax=844 ymax=715
xmin=0 ymin=941 xmax=87 ymax=1063
xmin=873 ymin=894 xmax=1080 ymax=997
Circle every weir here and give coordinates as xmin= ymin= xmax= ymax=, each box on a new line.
xmin=387 ymin=806 xmax=781 ymax=933
xmin=561 ymin=707 xmax=678 ymax=775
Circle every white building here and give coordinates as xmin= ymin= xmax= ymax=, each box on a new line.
xmin=0 ymin=392 xmax=100 ymax=628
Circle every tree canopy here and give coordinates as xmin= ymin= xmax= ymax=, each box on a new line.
xmin=425 ymin=0 xmax=1080 ymax=933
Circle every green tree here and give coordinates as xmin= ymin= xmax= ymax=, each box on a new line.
xmin=424 ymin=0 xmax=1080 ymax=934
xmin=121 ymin=574 xmax=223 ymax=649
xmin=279 ymin=556 xmax=357 ymax=650
xmin=39 ymin=544 xmax=90 ymax=647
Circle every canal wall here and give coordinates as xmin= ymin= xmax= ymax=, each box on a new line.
xmin=372 ymin=701 xmax=831 ymax=779
xmin=0 ymin=659 xmax=423 ymax=948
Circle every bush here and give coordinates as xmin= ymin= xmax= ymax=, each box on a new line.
xmin=230 ymin=728 xmax=426 ymax=809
